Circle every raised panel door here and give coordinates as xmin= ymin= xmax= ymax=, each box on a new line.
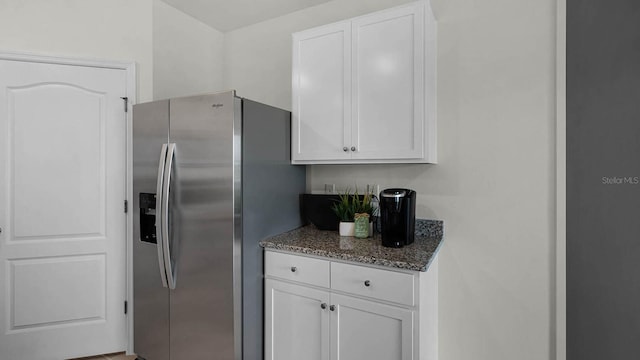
xmin=0 ymin=57 xmax=127 ymax=359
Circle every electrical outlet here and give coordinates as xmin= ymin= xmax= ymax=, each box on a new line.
xmin=367 ymin=184 xmax=381 ymax=196
xmin=324 ymin=183 xmax=336 ymax=194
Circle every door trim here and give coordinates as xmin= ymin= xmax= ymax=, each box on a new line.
xmin=0 ymin=51 xmax=137 ymax=355
xmin=555 ymin=1 xmax=566 ymax=360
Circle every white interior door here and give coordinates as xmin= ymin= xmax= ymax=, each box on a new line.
xmin=0 ymin=57 xmax=128 ymax=359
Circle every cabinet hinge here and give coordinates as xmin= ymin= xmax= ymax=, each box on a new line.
xmin=124 ymin=200 xmax=129 ymax=213
xmin=124 ymin=300 xmax=128 ymax=314
xmin=121 ymin=97 xmax=129 ymax=113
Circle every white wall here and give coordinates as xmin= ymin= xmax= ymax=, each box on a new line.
xmin=153 ymin=0 xmax=225 ymax=100
xmin=224 ymin=0 xmax=557 ymax=359
xmin=0 ymin=0 xmax=154 ymax=102
xmin=0 ymin=0 xmax=226 ymax=102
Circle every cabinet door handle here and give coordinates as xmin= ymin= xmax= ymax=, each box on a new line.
xmin=364 ymin=280 xmax=371 ymax=287
xmin=290 ymin=266 xmax=297 ymax=273
xmin=343 ymin=147 xmax=349 ymax=152
xmin=351 ymin=146 xmax=356 ymax=151
xmin=321 ymin=303 xmax=327 ymax=310
xmin=329 ymin=305 xmax=336 ymax=311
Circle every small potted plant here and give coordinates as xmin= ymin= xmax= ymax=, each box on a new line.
xmin=331 ymin=189 xmax=375 ymax=236
xmin=332 ymin=191 xmax=356 ymax=236
xmin=353 ymin=190 xmax=374 ymax=238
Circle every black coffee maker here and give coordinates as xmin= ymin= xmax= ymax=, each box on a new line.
xmin=379 ymin=188 xmax=416 ymax=248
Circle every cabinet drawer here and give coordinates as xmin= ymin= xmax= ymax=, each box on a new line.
xmin=265 ymin=251 xmax=330 ymax=288
xmin=330 ymin=262 xmax=415 ymax=306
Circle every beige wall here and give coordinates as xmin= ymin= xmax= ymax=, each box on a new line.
xmin=153 ymin=0 xmax=225 ymax=100
xmin=224 ymin=0 xmax=557 ymax=359
xmin=0 ymin=0 xmax=154 ymax=102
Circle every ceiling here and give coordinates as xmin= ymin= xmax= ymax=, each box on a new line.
xmin=161 ymin=0 xmax=333 ymax=32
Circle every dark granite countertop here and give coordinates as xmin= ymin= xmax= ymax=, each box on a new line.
xmin=259 ymin=219 xmax=444 ymax=272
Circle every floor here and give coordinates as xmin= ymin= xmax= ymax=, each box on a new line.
xmin=71 ymin=352 xmax=137 ymax=360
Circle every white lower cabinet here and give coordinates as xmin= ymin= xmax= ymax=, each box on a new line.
xmin=264 ymin=250 xmax=438 ymax=360
xmin=331 ymin=294 xmax=414 ymax=360
xmin=265 ymin=279 xmax=330 ymax=360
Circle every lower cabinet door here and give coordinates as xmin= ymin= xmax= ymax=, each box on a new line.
xmin=330 ymin=294 xmax=414 ymax=360
xmin=265 ymin=279 xmax=330 ymax=360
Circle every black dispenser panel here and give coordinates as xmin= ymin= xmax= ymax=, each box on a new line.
xmin=139 ymin=193 xmax=157 ymax=243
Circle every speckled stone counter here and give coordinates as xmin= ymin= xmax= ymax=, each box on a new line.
xmin=259 ymin=219 xmax=444 ymax=272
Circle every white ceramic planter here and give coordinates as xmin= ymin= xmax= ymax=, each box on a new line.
xmin=339 ymin=222 xmax=355 ymax=236
xmin=339 ymin=221 xmax=374 ymax=237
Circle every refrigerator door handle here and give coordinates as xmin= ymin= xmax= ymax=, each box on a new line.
xmin=162 ymin=143 xmax=177 ymax=290
xmin=155 ymin=143 xmax=169 ymax=288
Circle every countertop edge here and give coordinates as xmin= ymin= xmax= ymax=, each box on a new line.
xmin=260 ymin=241 xmax=438 ymax=272
xmin=259 ymin=220 xmax=444 ymax=272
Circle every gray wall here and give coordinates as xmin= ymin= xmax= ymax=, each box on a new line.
xmin=567 ymin=0 xmax=640 ymax=358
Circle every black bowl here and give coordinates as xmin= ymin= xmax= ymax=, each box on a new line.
xmin=300 ymin=194 xmax=341 ymax=230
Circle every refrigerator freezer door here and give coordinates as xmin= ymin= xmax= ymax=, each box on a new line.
xmin=168 ymin=91 xmax=238 ymax=360
xmin=133 ymin=100 xmax=170 ymax=360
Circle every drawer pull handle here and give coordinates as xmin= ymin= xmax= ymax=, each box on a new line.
xmin=290 ymin=266 xmax=297 ymax=273
xmin=329 ymin=305 xmax=336 ymax=311
xmin=321 ymin=303 xmax=327 ymax=310
xmin=364 ymin=280 xmax=371 ymax=287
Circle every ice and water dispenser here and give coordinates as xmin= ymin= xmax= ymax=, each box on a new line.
xmin=139 ymin=193 xmax=157 ymax=243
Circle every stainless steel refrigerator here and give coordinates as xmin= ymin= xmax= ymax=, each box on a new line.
xmin=132 ymin=90 xmax=305 ymax=360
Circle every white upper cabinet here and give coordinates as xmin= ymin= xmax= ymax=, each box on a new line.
xmin=352 ymin=4 xmax=424 ymax=161
xmin=292 ymin=22 xmax=351 ymax=161
xmin=292 ymin=1 xmax=437 ymax=164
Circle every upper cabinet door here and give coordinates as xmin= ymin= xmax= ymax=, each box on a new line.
xmin=351 ymin=3 xmax=425 ymax=160
xmin=292 ymin=22 xmax=352 ymax=161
